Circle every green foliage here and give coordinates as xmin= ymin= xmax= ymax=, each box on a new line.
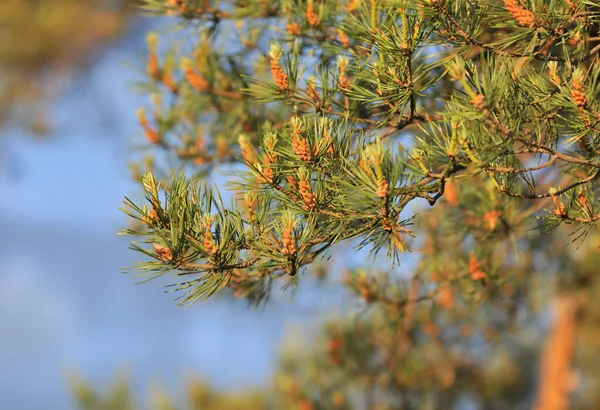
xmin=110 ymin=0 xmax=600 ymax=408
xmin=122 ymin=0 xmax=600 ymax=304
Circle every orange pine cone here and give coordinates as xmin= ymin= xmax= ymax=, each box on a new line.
xmin=503 ymin=0 xmax=536 ymax=28
xmin=270 ymin=59 xmax=288 ymax=89
xmin=306 ymin=2 xmax=320 ymax=26
xmin=571 ymin=75 xmax=587 ymax=110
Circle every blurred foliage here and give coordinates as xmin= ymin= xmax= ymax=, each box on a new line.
xmin=70 ymin=372 xmax=267 ymax=410
xmin=0 ymin=0 xmax=132 ymax=132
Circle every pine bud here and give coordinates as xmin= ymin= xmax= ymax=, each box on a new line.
xmin=503 ymin=0 xmax=536 ymax=28
xmin=571 ymin=69 xmax=587 ymax=110
xmin=152 ymin=243 xmax=172 ymax=261
xmin=337 ymin=29 xmax=349 ymax=48
xmin=337 ymin=56 xmax=350 ymax=90
xmin=286 ymin=22 xmax=302 ymax=36
xmin=137 ymin=108 xmax=161 ymax=144
xmin=297 ymin=167 xmax=317 ymax=210
xmin=306 ymin=1 xmax=320 ymax=26
xmin=291 ymin=117 xmax=311 ymax=162
xmin=281 ymin=213 xmax=296 ymax=256
xmin=146 ymin=33 xmax=161 ymax=81
xmin=181 ymin=58 xmax=208 ymax=92
xmin=268 ymin=44 xmax=288 ymax=90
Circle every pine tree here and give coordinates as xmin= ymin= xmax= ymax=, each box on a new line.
xmin=113 ymin=0 xmax=600 ymax=408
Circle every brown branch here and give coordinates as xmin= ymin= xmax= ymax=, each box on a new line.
xmin=485 ymin=157 xmax=558 ymax=174
xmin=177 ymin=257 xmax=260 ymax=273
xmin=436 ymin=4 xmax=597 ymax=63
xmin=499 ymin=170 xmax=599 ymax=199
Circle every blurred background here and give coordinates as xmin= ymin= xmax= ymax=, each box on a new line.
xmin=0 ymin=2 xmax=338 ymax=408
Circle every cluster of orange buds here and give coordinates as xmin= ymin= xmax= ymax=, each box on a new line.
xmin=297 ymin=167 xmax=317 ymax=210
xmin=290 ymin=117 xmax=312 ymax=162
xmin=359 ymin=156 xmax=375 ymax=178
xmin=244 ymin=191 xmax=258 ymax=223
xmin=286 ymin=21 xmax=302 ymax=36
xmin=548 ymin=61 xmax=561 ymax=87
xmin=571 ymin=69 xmax=587 ymax=111
xmin=337 ymin=29 xmax=349 ymax=48
xmin=281 ymin=214 xmax=296 ymax=256
xmin=152 ymin=242 xmax=173 ymax=261
xmin=137 ymin=108 xmax=161 ymax=144
xmin=549 ymin=188 xmax=566 ymax=217
xmin=468 ymin=255 xmax=486 ymax=281
xmin=306 ymin=76 xmax=319 ymax=101
xmin=337 ymin=56 xmax=351 ymax=90
xmin=503 ymin=0 xmax=536 ymax=28
xmin=146 ymin=33 xmax=161 ymax=81
xmin=181 ymin=58 xmax=208 ymax=92
xmin=258 ymin=132 xmax=278 ymax=183
xmin=306 ymin=0 xmax=320 ymax=26
xmin=238 ymin=134 xmax=257 ymax=164
xmin=201 ymin=214 xmax=219 ymax=255
xmin=375 ymin=177 xmax=389 ymax=198
xmin=268 ymin=44 xmax=288 ymax=90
